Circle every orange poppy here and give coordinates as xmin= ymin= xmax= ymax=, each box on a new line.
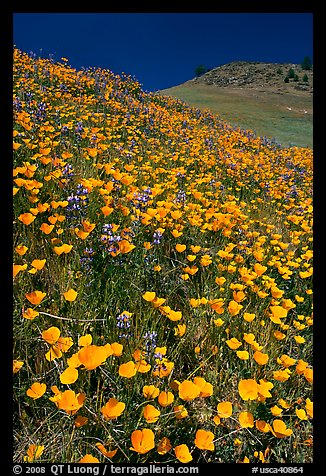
xmin=174 ymin=444 xmax=193 ymax=463
xmin=25 ymin=290 xmax=46 ymax=305
xmin=130 ymin=429 xmax=155 ymax=454
xmin=143 ymin=404 xmax=161 ymax=423
xmin=26 ymin=382 xmax=46 ymax=399
xmin=194 ymin=429 xmax=215 ymax=451
xmin=119 ymin=361 xmax=137 ymax=378
xmin=101 ymin=398 xmax=126 ymax=420
xmin=78 ymin=345 xmax=107 ymax=370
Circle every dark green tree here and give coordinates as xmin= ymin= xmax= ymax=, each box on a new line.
xmin=301 ymin=56 xmax=312 ymax=71
xmin=194 ymin=65 xmax=207 ymax=77
xmin=276 ymin=67 xmax=283 ymax=74
xmin=288 ymin=68 xmax=295 ymax=79
xmin=302 ymin=73 xmax=309 ymax=83
xmin=284 ymin=76 xmax=290 ymax=83
xmin=294 ymin=74 xmax=299 ymax=82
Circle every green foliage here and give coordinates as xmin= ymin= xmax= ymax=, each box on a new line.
xmin=302 ymin=74 xmax=309 ymax=83
xmin=288 ymin=68 xmax=295 ymax=79
xmin=194 ymin=64 xmax=208 ymax=77
xmin=301 ymin=56 xmax=312 ymax=71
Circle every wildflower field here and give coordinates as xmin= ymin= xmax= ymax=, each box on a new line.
xmin=13 ymin=48 xmax=313 ymax=464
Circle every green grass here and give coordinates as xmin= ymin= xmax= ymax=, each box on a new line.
xmin=160 ymin=84 xmax=313 ymax=149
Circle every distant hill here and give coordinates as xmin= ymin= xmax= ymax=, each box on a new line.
xmin=189 ymin=61 xmax=313 ymax=94
xmin=160 ymin=62 xmax=313 ymax=148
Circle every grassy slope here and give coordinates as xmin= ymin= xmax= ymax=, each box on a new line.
xmin=160 ymin=83 xmax=313 ymax=149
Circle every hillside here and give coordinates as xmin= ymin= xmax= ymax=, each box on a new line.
xmin=13 ymin=49 xmax=313 ymax=464
xmin=161 ymin=62 xmax=313 ymax=148
xmin=189 ymin=61 xmax=313 ymax=93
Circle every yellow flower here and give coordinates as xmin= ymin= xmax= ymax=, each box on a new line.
xmin=24 ymin=444 xmax=45 ymax=462
xmin=26 ymin=382 xmax=46 ymax=399
xmin=101 ymin=398 xmax=126 ymax=420
xmin=194 ymin=429 xmax=215 ymax=451
xmin=174 ymin=444 xmax=193 ymax=463
xmin=63 ymin=288 xmax=78 ymax=302
xmin=130 ymin=429 xmax=155 ymax=454
xmin=239 ymin=411 xmax=254 ymax=428
xmin=143 ymin=404 xmax=161 ymax=423
xmin=238 ymin=379 xmax=258 ymax=401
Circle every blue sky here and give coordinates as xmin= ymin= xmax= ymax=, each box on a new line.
xmin=13 ymin=13 xmax=313 ymax=92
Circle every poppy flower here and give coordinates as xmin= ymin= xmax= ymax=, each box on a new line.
xmin=95 ymin=443 xmax=118 ymax=458
xmin=217 ymin=401 xmax=233 ymax=418
xmin=174 ymin=324 xmax=186 ymax=337
xmin=243 ymin=312 xmax=256 ymax=322
xmin=60 ymin=367 xmax=79 ymax=385
xmin=63 ymin=289 xmax=78 ymax=302
xmin=118 ymin=240 xmax=136 ymax=254
xmin=273 ymin=369 xmax=291 ymax=382
xmin=78 ymin=334 xmax=92 ymax=347
xmin=255 ymin=420 xmax=271 ymax=433
xmin=239 ymin=411 xmax=254 ymax=428
xmin=79 ymin=454 xmax=100 ymax=463
xmin=24 ymin=444 xmax=45 ymax=462
xmin=119 ymin=361 xmax=137 ymax=378
xmin=270 ymin=419 xmax=293 ymax=438
xmin=40 ymin=223 xmax=54 ymax=234
xmin=278 ymin=354 xmax=296 ymax=367
xmin=111 ymin=342 xmax=123 ymax=356
xmin=166 ymin=309 xmax=182 ymax=321
xmin=45 ymin=346 xmax=63 ymax=361
xmin=158 ymin=391 xmax=174 ymax=407
xmin=13 ymin=263 xmax=28 ymax=278
xmin=174 ymin=444 xmax=193 ymax=463
xmin=74 ymin=415 xmax=89 ymax=428
xmin=142 ymin=291 xmax=156 ymax=302
xmin=296 ymin=408 xmax=308 ymax=420
xmin=101 ymin=398 xmax=126 ymax=420
xmin=135 ymin=359 xmax=151 ymax=373
xmin=304 ymin=367 xmax=313 ymax=384
xmin=143 ymin=404 xmax=161 ymax=423
xmin=157 ymin=437 xmax=172 ymax=455
xmin=305 ymin=398 xmax=313 ymax=419
xmin=26 ymin=290 xmax=46 ymax=305
xmin=226 ymin=337 xmax=242 ymax=350
xmin=236 ymin=350 xmax=249 ymax=360
xmin=193 ymin=377 xmax=213 ymax=397
xmin=257 ymin=379 xmax=274 ymax=399
xmin=130 ymin=429 xmax=155 ymax=454
xmin=143 ymin=385 xmax=160 ymax=399
xmin=175 ymin=244 xmax=186 ymax=252
xmin=173 ymin=405 xmax=188 ymax=419
xmin=42 ymin=326 xmax=60 ymax=345
xmin=228 ymin=300 xmax=243 ymax=316
xmin=22 ymin=308 xmax=39 ymax=320
xmin=18 ymin=213 xmax=36 ymax=225
xmin=194 ymin=429 xmax=215 ymax=451
xmin=178 ymin=380 xmax=201 ymax=401
xmin=78 ymin=345 xmax=107 ymax=370
xmin=53 ymin=244 xmax=73 ymax=255
xmin=271 ymin=405 xmax=283 ymax=416
xmin=51 ymin=389 xmax=85 ymax=415
xmin=26 ymin=382 xmax=46 ymax=399
xmin=13 ymin=360 xmax=24 ymax=373
xmin=15 ymin=244 xmax=28 ymax=255
xmin=31 ymin=259 xmax=46 ymax=270
xmin=253 ymin=351 xmax=269 ymax=365
xmin=269 ymin=306 xmax=288 ymax=324
xmin=238 ymin=379 xmax=258 ymax=401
